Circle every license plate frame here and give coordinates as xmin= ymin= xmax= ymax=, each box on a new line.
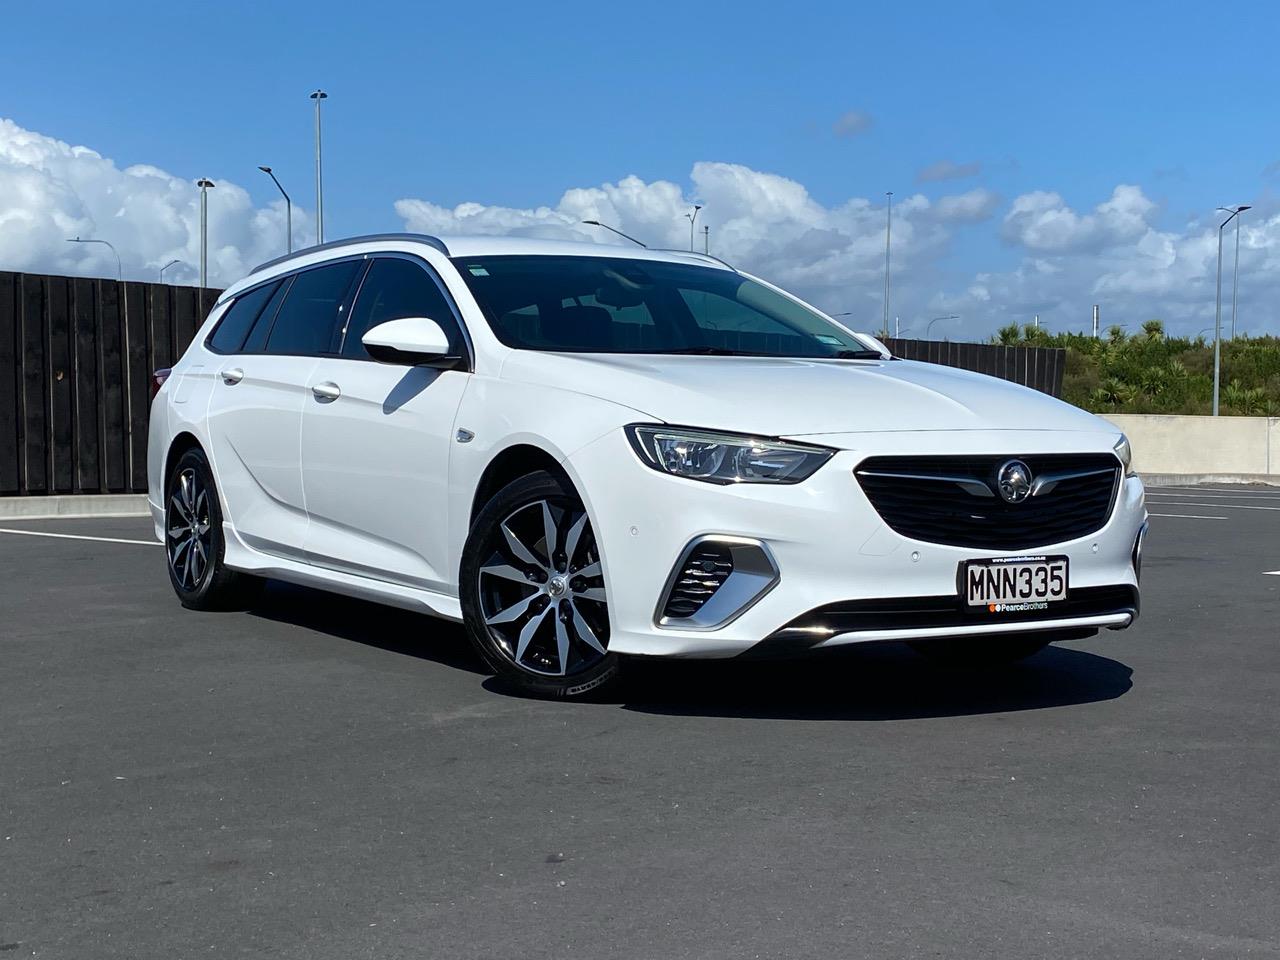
xmin=960 ymin=555 xmax=1069 ymax=612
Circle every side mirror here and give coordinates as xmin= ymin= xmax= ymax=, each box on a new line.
xmin=362 ymin=317 xmax=459 ymax=366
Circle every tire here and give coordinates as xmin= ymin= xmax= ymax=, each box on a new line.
xmin=460 ymin=470 xmax=620 ymax=699
xmin=164 ymin=447 xmax=263 ymax=610
xmin=909 ymin=635 xmax=1049 ymax=668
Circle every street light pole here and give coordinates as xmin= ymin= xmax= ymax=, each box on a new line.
xmin=1213 ymin=205 xmax=1250 ymax=416
xmin=683 ymin=204 xmax=703 ymax=251
xmin=310 ymin=90 xmax=328 ymax=244
xmin=883 ymin=192 xmax=893 ymax=338
xmin=65 ymin=237 xmax=122 ymax=280
xmin=196 ymin=179 xmax=215 ymax=290
xmin=927 ymin=314 xmax=959 ymax=340
xmin=259 ymin=166 xmax=292 ymax=253
xmin=160 ymin=259 xmax=181 ymax=283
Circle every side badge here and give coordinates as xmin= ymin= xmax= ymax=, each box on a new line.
xmin=455 ymin=428 xmax=475 ymax=444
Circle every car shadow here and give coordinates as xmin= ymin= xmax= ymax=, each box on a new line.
xmin=246 ymin=582 xmax=1132 ymax=720
xmin=248 ymin=580 xmax=489 ymax=676
xmin=612 ymin=643 xmax=1133 ymax=722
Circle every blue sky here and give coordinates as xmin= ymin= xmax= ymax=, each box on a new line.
xmin=2 ymin=0 xmax=1279 ymax=336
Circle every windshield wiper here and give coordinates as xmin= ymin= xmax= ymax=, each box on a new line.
xmin=831 ymin=349 xmax=888 ymax=360
xmin=664 ymin=346 xmax=758 ymax=356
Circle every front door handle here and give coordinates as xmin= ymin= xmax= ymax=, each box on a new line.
xmin=221 ymin=367 xmax=244 ymax=385
xmin=311 ymin=381 xmax=341 ymax=402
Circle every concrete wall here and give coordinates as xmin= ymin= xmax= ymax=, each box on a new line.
xmin=1104 ymin=414 xmax=1278 ymax=477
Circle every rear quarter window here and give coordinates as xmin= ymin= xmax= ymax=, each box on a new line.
xmin=207 ymin=280 xmax=280 ymax=354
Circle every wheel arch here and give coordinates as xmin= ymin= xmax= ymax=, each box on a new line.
xmin=165 ymin=431 xmax=206 ymax=483
xmin=469 ymin=443 xmax=575 ymax=524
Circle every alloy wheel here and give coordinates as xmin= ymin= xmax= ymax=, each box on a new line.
xmin=167 ymin=467 xmax=213 ymax=591
xmin=477 ymin=499 xmax=609 ymax=677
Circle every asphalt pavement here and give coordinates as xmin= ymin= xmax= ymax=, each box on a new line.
xmin=1 ymin=484 xmax=1278 ymax=959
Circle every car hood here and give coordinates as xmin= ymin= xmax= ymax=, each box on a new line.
xmin=500 ymin=352 xmax=1113 ymax=439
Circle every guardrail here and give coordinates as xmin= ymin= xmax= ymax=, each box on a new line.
xmin=1 ymin=269 xmax=1066 ymax=496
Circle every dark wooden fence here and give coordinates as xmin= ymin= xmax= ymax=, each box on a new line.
xmin=0 ymin=271 xmax=220 ymax=497
xmin=885 ymin=337 xmax=1065 ymax=397
xmin=0 ymin=270 xmax=1066 ymax=496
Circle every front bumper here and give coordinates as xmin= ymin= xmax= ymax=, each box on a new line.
xmin=566 ymin=428 xmax=1146 ymax=658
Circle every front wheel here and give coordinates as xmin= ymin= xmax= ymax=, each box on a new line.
xmin=460 ymin=471 xmax=619 ymax=699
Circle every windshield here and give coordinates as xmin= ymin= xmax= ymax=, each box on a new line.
xmin=452 ymin=255 xmax=878 ymax=358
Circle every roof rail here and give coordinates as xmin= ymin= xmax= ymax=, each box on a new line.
xmin=249 ymin=233 xmax=450 ymax=276
xmin=651 ymin=248 xmax=739 ymax=273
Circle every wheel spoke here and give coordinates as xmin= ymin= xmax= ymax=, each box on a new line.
xmin=169 ymin=495 xmax=191 ymax=525
xmin=573 ymin=561 xmax=601 ymax=579
xmin=191 ymin=538 xmax=207 ymax=582
xmin=480 ymin=562 xmax=534 ymax=585
xmin=501 ymin=521 xmax=544 ymax=569
xmin=170 ymin=535 xmax=192 ymax=567
xmin=564 ymin=513 xmax=587 ymax=569
xmin=515 ymin=606 xmax=550 ymax=661
xmin=167 ymin=523 xmax=189 ymax=541
xmin=182 ymin=538 xmax=195 ymax=587
xmin=570 ymin=602 xmax=607 ymax=656
xmin=180 ymin=472 xmax=195 ymax=514
xmin=554 ymin=609 xmax=571 ymax=676
xmin=486 ymin=591 xmax=539 ymax=626
xmin=574 ymin=585 xmax=607 ymax=603
xmin=540 ymin=501 xmax=558 ymax=566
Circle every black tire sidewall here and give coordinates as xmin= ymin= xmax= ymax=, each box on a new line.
xmin=460 ymin=470 xmax=620 ymax=699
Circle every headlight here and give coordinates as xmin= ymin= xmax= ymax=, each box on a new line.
xmin=1114 ymin=434 xmax=1134 ymax=476
xmin=625 ymin=425 xmax=835 ymax=484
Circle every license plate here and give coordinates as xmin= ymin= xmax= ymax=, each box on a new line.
xmin=962 ymin=555 xmax=1068 ymax=610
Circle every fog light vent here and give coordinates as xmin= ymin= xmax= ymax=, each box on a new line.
xmin=662 ymin=544 xmax=734 ymax=619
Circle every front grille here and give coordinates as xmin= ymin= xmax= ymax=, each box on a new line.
xmin=661 ymin=543 xmax=733 ymax=619
xmin=856 ymin=454 xmax=1120 ymax=550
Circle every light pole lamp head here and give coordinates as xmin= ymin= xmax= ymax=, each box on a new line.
xmin=258 ymin=165 xmax=272 ymax=174
xmin=310 ymin=89 xmax=328 ymax=100
xmin=196 ymin=178 xmax=215 ymax=189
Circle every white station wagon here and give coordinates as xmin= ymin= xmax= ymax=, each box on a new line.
xmin=149 ymin=234 xmax=1147 ymax=697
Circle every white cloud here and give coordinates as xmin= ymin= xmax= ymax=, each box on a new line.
xmin=398 ymin=162 xmax=965 ymax=325
xmin=916 ymin=159 xmax=982 ymax=183
xmin=1001 ymin=184 xmax=1156 ymax=253
xmin=0 ymin=117 xmax=301 ymax=286
xmin=933 ymin=188 xmax=1001 ymax=224
xmin=832 ymin=110 xmax=874 ymax=138
xmin=4 ymin=115 xmax=1279 ymax=338
xmin=952 ymin=187 xmax=1280 ymax=334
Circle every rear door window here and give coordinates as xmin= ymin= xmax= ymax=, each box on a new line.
xmin=263 ymin=261 xmax=363 ymax=356
xmin=207 ymin=280 xmax=280 ymax=353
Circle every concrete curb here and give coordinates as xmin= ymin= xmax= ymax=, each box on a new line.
xmin=1139 ymin=473 xmax=1280 ymax=487
xmin=0 ymin=494 xmax=150 ymax=520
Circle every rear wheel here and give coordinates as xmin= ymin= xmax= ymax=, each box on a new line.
xmin=165 ymin=447 xmax=263 ymax=610
xmin=460 ymin=471 xmax=619 ymax=699
xmin=909 ymin=635 xmax=1049 ymax=667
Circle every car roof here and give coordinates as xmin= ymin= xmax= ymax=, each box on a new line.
xmin=223 ymin=232 xmax=735 ymax=303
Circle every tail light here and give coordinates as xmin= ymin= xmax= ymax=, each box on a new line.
xmin=151 ymin=368 xmax=172 ymax=402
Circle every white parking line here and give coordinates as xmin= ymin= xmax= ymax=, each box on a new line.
xmin=1149 ymin=492 xmax=1280 ymax=501
xmin=0 ymin=527 xmax=159 ymax=546
xmin=1266 ymin=570 xmax=1280 ymax=576
xmin=1148 ymin=513 xmax=1229 ymax=520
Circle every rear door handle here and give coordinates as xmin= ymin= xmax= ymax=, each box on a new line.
xmin=311 ymin=381 xmax=341 ymax=402
xmin=221 ymin=367 xmax=244 ymax=385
